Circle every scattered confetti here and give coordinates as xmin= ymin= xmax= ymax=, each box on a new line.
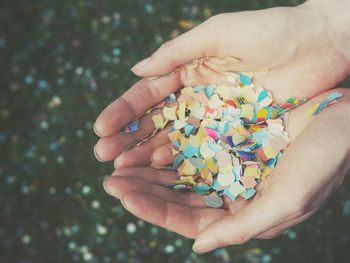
xmin=307 ymin=92 xmax=343 ymax=117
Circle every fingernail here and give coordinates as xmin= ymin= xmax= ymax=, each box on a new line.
xmin=192 ymin=238 xmax=216 ymax=253
xmin=120 ymin=197 xmax=129 ymax=210
xmin=131 ymin=57 xmax=151 ymax=72
xmin=93 ymin=145 xmax=105 ymax=162
xmin=103 ymin=177 xmax=112 ymax=196
xmin=93 ymin=122 xmax=102 ymax=137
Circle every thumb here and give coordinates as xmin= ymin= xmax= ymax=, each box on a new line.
xmin=131 ymin=15 xmax=223 ymax=77
xmin=192 ymin=190 xmax=290 ymax=253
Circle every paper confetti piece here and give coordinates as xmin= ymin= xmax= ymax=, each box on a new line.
xmin=152 ymin=114 xmax=165 ymax=129
xmin=240 ymin=72 xmax=253 ymax=86
xmin=163 ymin=106 xmax=177 ymax=120
xmin=204 ymin=193 xmax=224 ymax=208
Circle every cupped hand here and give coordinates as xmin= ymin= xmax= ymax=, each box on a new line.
xmin=93 ymin=2 xmax=350 ymax=164
xmin=103 ymin=89 xmax=350 ymax=253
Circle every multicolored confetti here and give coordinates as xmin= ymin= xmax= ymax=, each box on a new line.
xmin=147 ymin=73 xmax=305 ymax=208
xmin=307 ymin=92 xmax=343 ymax=117
xmin=122 ymin=75 xmax=344 ymax=209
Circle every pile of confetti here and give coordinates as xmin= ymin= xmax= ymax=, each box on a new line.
xmin=151 ymin=72 xmax=305 ymax=208
xmin=122 ymin=72 xmax=345 ymax=208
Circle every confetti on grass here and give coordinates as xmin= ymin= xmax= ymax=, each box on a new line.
xmin=121 ymin=73 xmax=308 ymax=208
xmin=307 ymin=92 xmax=343 ymax=117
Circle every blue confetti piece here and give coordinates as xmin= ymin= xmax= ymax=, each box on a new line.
xmin=173 ymin=139 xmax=181 ymax=148
xmin=128 ymin=121 xmax=139 ymax=132
xmin=189 ymin=157 xmax=203 ymax=168
xmin=193 ymin=184 xmax=211 ymax=192
xmin=182 ymin=144 xmax=197 ymax=158
xmin=315 ymin=99 xmax=330 ymax=115
xmin=211 ymin=179 xmax=219 ymax=191
xmin=166 ymin=93 xmax=176 ymax=103
xmin=184 ymin=124 xmax=195 ymax=136
xmin=173 ymin=154 xmax=185 ymax=169
xmin=121 ymin=120 xmax=139 ymax=133
xmin=244 ymin=188 xmax=256 ymax=200
xmin=233 ymin=165 xmax=242 ymax=181
xmin=240 ymin=73 xmax=252 ymax=86
xmin=193 ymin=85 xmax=205 ymax=93
xmin=223 ymin=188 xmax=237 ymax=202
xmin=253 ymin=129 xmax=268 ymax=145
xmin=258 ymin=90 xmax=269 ymax=102
xmin=314 ymin=92 xmax=343 ymax=115
xmin=207 ymin=141 xmax=219 ymax=152
xmin=204 ymin=85 xmax=215 ymax=98
xmin=266 ymin=157 xmax=277 ymax=167
xmin=326 ymin=91 xmax=343 ymax=101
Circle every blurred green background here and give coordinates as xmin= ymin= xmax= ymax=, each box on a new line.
xmin=1 ymin=0 xmax=350 ymax=262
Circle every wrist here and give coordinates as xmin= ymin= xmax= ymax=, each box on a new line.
xmin=300 ymin=0 xmax=350 ymax=69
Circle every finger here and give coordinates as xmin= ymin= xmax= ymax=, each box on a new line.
xmin=131 ymin=16 xmax=222 ymax=77
xmin=94 ymin=73 xmax=181 ymax=137
xmin=104 ymin=175 xmax=207 ymax=208
xmin=94 ymin=111 xmax=159 ymax=162
xmin=114 ymin=126 xmax=171 ymax=168
xmin=152 ymin=143 xmax=174 ymax=166
xmin=111 ymin=166 xmax=178 ymax=186
xmin=119 ymin=191 xmax=229 ymax=238
xmin=203 ymin=56 xmax=261 ymax=72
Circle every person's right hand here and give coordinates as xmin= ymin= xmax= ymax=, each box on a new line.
xmin=103 ymin=88 xmax=350 ymax=253
xmin=129 ymin=1 xmax=350 ymax=103
xmin=93 ymin=0 xmax=350 ymax=165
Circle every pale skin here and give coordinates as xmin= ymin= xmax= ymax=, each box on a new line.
xmin=93 ymin=0 xmax=350 ymax=254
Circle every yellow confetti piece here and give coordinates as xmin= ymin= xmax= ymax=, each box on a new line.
xmin=257 ymin=108 xmax=268 ymax=119
xmin=307 ymin=103 xmax=320 ymax=117
xmin=189 ymin=135 xmax=201 ymax=147
xmin=262 ymin=143 xmax=277 ymax=159
xmin=176 ymin=176 xmax=196 ymax=185
xmin=200 ymin=167 xmax=209 ymax=180
xmin=152 ymin=114 xmax=165 ymax=129
xmin=240 ymin=104 xmax=255 ymax=120
xmin=163 ymin=106 xmax=178 ymax=120
xmin=174 ymin=119 xmax=187 ymax=129
xmin=220 ymin=164 xmax=234 ymax=174
xmin=178 ymin=102 xmax=186 ymax=120
xmin=243 ymin=166 xmax=260 ymax=177
xmin=206 ymin=158 xmax=218 ymax=173
xmin=182 ymin=159 xmax=197 ymax=176
xmin=231 ymin=130 xmax=246 ymax=145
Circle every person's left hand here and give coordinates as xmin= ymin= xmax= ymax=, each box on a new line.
xmin=102 ymin=89 xmax=350 ymax=253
